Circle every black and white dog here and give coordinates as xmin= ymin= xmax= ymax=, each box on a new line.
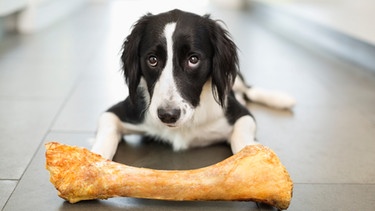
xmin=91 ymin=9 xmax=295 ymax=160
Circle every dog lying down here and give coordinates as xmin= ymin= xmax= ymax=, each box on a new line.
xmin=45 ymin=9 xmax=296 ymax=210
xmin=91 ymin=9 xmax=296 ymax=160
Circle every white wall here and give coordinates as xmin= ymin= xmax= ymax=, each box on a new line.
xmin=0 ymin=0 xmax=89 ymax=34
xmin=17 ymin=0 xmax=89 ymax=33
xmin=251 ymin=0 xmax=375 ymax=45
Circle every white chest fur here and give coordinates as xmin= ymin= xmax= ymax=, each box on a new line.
xmin=133 ymin=80 xmax=233 ymax=151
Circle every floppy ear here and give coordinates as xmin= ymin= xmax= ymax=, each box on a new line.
xmin=207 ymin=18 xmax=239 ymax=107
xmin=121 ymin=14 xmax=152 ymax=103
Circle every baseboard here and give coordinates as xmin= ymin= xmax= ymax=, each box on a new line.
xmin=0 ymin=18 xmax=4 ymax=39
xmin=249 ymin=1 xmax=375 ymax=73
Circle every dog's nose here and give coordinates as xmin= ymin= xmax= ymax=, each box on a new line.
xmin=157 ymin=107 xmax=181 ymax=124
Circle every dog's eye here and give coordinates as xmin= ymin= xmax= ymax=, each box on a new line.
xmin=148 ymin=56 xmax=158 ymax=67
xmin=188 ymin=56 xmax=200 ymax=68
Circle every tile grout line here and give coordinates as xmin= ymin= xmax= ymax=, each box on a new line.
xmin=0 ymin=179 xmax=18 ymax=182
xmin=294 ymin=182 xmax=375 ymax=185
xmin=46 ymin=130 xmax=96 ymax=134
xmin=1 ymin=51 xmax=98 ymax=210
xmin=1 ymin=82 xmax=80 ymax=211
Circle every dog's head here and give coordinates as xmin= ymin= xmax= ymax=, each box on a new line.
xmin=121 ymin=9 xmax=238 ymax=127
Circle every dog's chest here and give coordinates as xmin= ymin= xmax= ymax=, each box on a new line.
xmin=142 ymin=114 xmax=232 ymax=151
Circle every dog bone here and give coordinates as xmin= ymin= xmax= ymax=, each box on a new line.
xmin=45 ymin=142 xmax=293 ymax=210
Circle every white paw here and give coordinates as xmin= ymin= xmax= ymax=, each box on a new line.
xmin=246 ymin=87 xmax=296 ymax=109
xmin=266 ymin=91 xmax=296 ymax=109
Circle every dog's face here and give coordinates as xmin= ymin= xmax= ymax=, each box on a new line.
xmin=122 ymin=9 xmax=238 ymax=127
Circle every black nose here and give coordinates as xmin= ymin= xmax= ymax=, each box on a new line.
xmin=157 ymin=107 xmax=181 ymax=124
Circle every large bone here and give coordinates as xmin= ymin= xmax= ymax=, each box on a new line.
xmin=45 ymin=142 xmax=293 ymax=210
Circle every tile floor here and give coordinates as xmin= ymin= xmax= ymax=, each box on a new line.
xmin=1 ymin=1 xmax=375 ymax=210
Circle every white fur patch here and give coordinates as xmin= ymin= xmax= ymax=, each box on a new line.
xmin=246 ymin=87 xmax=296 ymax=109
xmin=143 ymin=80 xmax=231 ymax=151
xmin=91 ymin=112 xmax=123 ymax=159
xmin=229 ymin=115 xmax=258 ymax=154
xmin=233 ymin=77 xmax=296 ymax=109
xmin=148 ymin=22 xmax=194 ymax=127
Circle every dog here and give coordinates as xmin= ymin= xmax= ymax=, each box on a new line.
xmin=91 ymin=9 xmax=295 ymax=160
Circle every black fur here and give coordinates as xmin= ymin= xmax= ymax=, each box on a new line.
xmin=207 ymin=17 xmax=239 ymax=107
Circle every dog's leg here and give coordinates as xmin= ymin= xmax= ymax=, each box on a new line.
xmin=229 ymin=115 xmax=258 ymax=154
xmin=233 ymin=77 xmax=296 ymax=109
xmin=245 ymin=87 xmax=296 ymax=109
xmin=91 ymin=112 xmax=123 ymax=160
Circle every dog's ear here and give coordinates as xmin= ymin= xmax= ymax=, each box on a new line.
xmin=207 ymin=17 xmax=239 ymax=107
xmin=121 ymin=13 xmax=152 ymax=103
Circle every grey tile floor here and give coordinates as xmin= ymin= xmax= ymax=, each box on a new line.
xmin=1 ymin=1 xmax=375 ymax=211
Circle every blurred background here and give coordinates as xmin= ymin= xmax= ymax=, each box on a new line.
xmin=1 ymin=0 xmax=375 ymax=79
xmin=1 ymin=0 xmax=375 ymax=210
